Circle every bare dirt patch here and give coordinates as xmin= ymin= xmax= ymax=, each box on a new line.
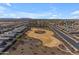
xmin=26 ymin=28 xmax=63 ymax=47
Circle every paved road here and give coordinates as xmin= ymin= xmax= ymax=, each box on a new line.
xmin=50 ymin=25 xmax=79 ymax=51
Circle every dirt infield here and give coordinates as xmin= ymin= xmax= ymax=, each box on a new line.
xmin=26 ymin=28 xmax=62 ymax=47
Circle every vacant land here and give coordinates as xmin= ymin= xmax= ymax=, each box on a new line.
xmin=26 ymin=28 xmax=62 ymax=47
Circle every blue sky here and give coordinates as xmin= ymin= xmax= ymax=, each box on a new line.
xmin=0 ymin=3 xmax=79 ymax=19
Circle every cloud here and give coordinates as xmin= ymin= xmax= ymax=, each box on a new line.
xmin=6 ymin=3 xmax=12 ymax=7
xmin=0 ymin=6 xmax=6 ymax=11
xmin=71 ymin=10 xmax=79 ymax=15
xmin=69 ymin=15 xmax=79 ymax=19
xmin=0 ymin=5 xmax=61 ymax=19
xmin=0 ymin=6 xmax=8 ymax=14
xmin=0 ymin=11 xmax=60 ymax=19
xmin=69 ymin=10 xmax=79 ymax=19
xmin=49 ymin=15 xmax=59 ymax=19
xmin=13 ymin=12 xmax=53 ymax=19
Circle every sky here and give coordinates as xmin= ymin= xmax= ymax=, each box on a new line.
xmin=0 ymin=3 xmax=79 ymax=19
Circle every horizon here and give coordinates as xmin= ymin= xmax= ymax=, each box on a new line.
xmin=0 ymin=3 xmax=79 ymax=19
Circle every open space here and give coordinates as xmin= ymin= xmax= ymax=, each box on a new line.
xmin=26 ymin=27 xmax=62 ymax=47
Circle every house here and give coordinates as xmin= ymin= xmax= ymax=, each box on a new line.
xmin=12 ymin=26 xmax=26 ymax=33
xmin=0 ymin=41 xmax=7 ymax=48
xmin=1 ymin=31 xmax=17 ymax=38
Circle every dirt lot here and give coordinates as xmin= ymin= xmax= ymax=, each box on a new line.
xmin=5 ymin=38 xmax=70 ymax=55
xmin=26 ymin=28 xmax=62 ymax=47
